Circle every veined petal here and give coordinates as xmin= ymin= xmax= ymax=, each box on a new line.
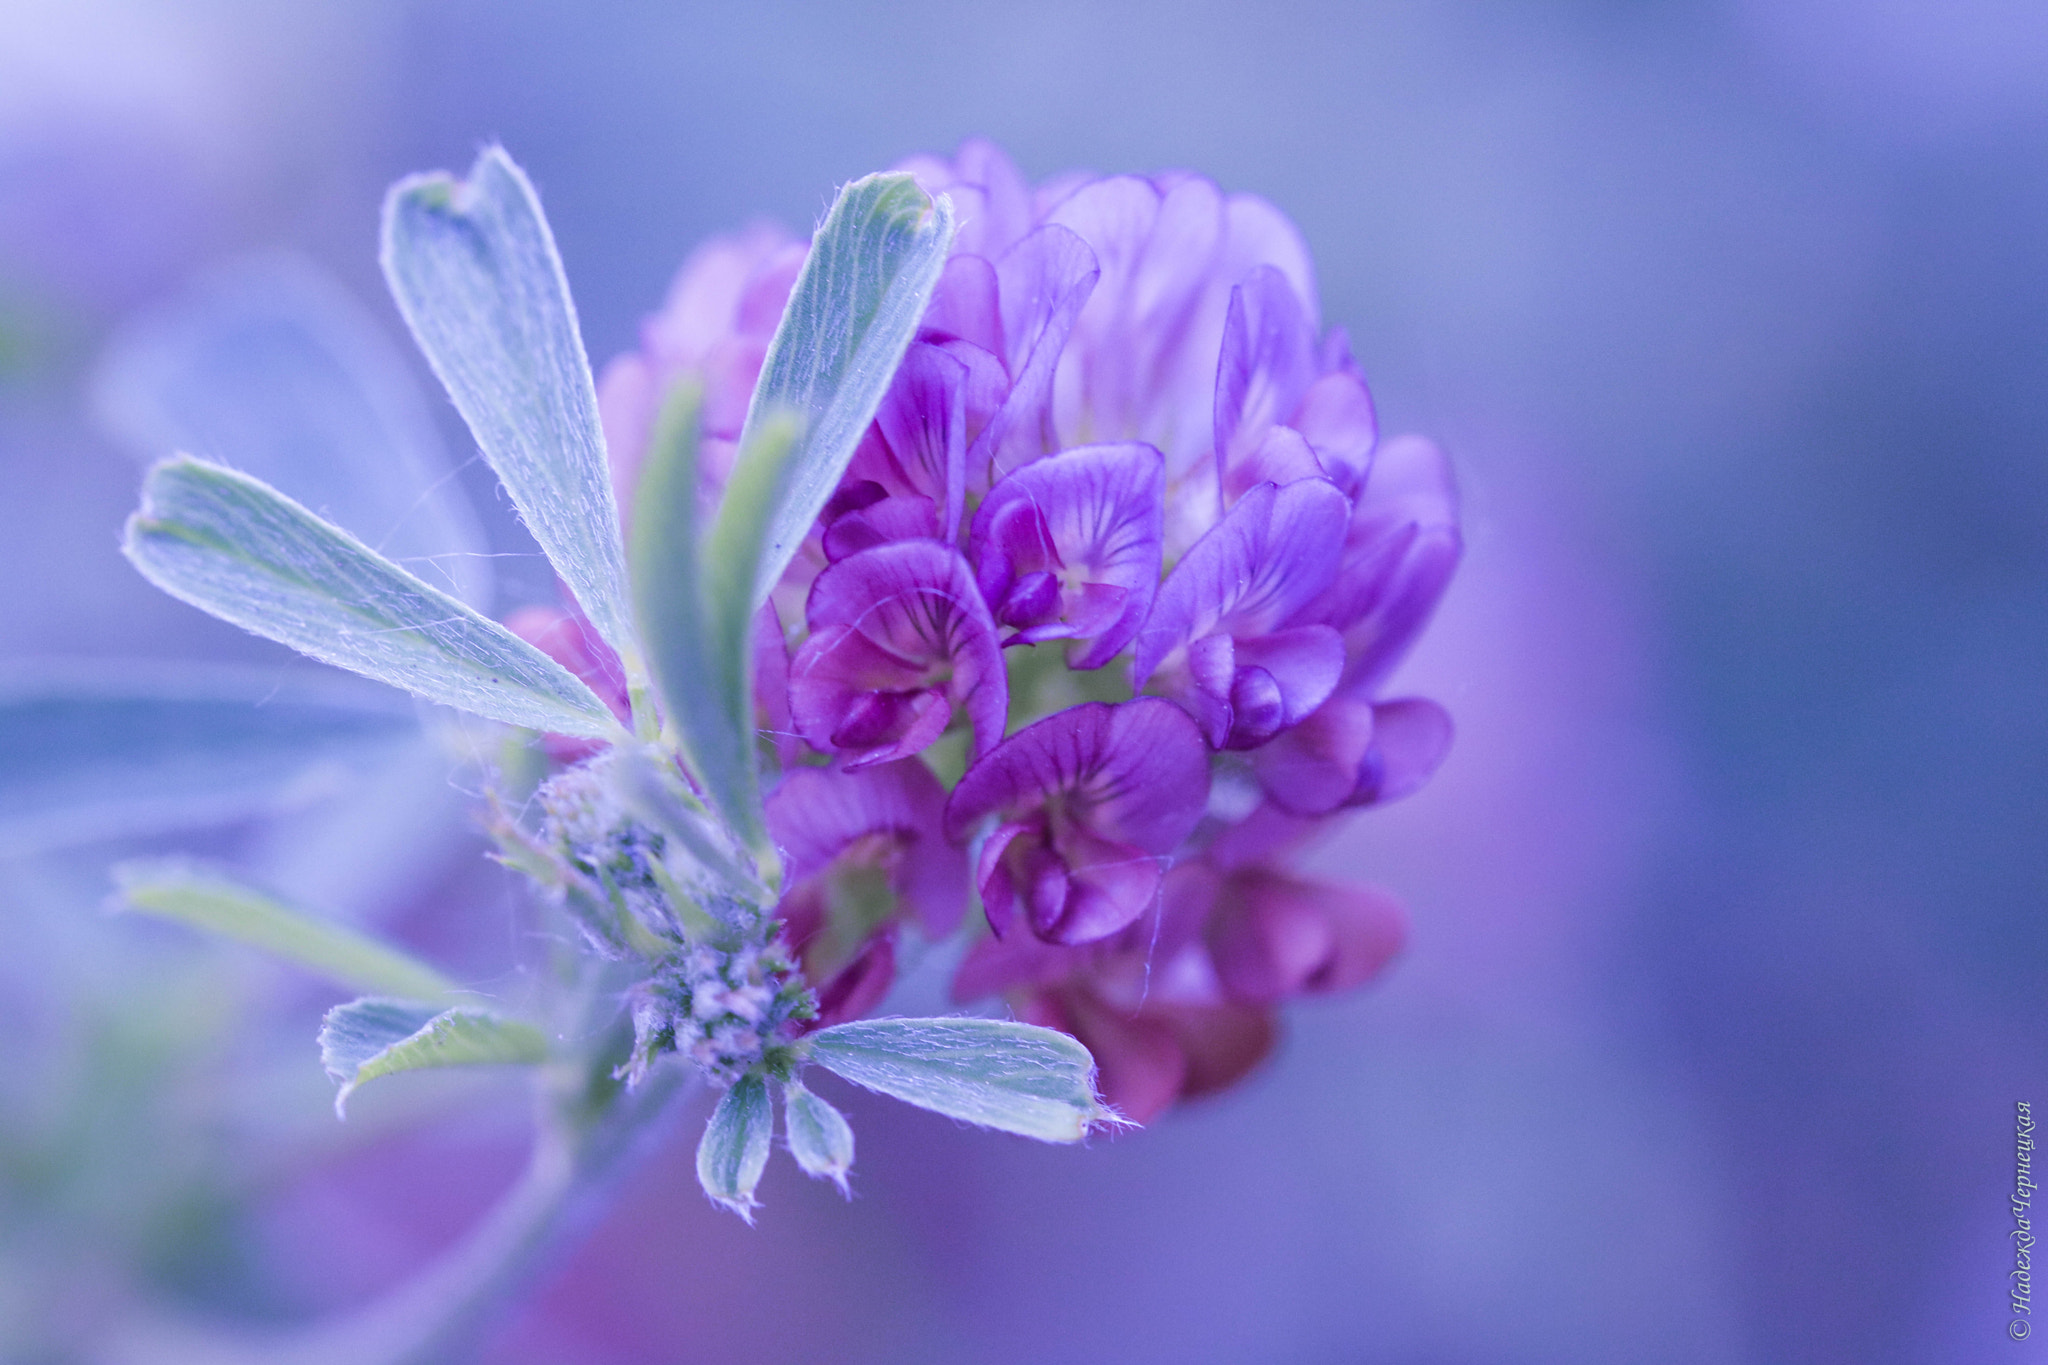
xmin=1288 ymin=434 xmax=1460 ymax=690
xmin=790 ymin=541 xmax=1006 ymax=768
xmin=971 ymin=442 xmax=1165 ymax=667
xmin=949 ymin=700 xmax=1208 ymax=945
xmin=980 ymin=224 xmax=1099 ymax=477
xmin=1132 ymin=477 xmax=1350 ymax=687
xmin=1214 ymin=265 xmax=1319 ymax=473
xmin=1248 ymin=692 xmax=1376 ymax=815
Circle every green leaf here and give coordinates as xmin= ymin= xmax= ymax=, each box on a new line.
xmin=381 ymin=146 xmax=637 ymax=663
xmin=0 ymin=663 xmax=419 ymax=855
xmin=805 ymin=1017 xmax=1119 ymax=1143
xmin=695 ymin=1073 xmax=773 ymax=1222
xmin=92 ymin=254 xmax=493 ymax=608
xmin=114 ymin=860 xmax=458 ymax=1001
xmin=124 ymin=456 xmax=621 ymax=738
xmin=780 ymin=1078 xmax=854 ymax=1196
xmin=631 ymin=381 xmax=792 ymax=844
xmin=319 ymin=998 xmax=548 ymax=1117
xmin=720 ymin=172 xmax=955 ymax=614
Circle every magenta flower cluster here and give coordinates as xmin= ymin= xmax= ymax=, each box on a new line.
xmin=509 ymin=142 xmax=1461 ymax=1121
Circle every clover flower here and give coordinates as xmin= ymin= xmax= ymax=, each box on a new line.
xmin=547 ymin=141 xmax=1465 ymax=1121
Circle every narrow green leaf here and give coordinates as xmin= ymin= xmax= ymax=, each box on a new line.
xmin=319 ymin=998 xmax=548 ymax=1117
xmin=124 ymin=456 xmax=620 ymax=738
xmin=696 ymin=1073 xmax=773 ymax=1222
xmin=806 ymin=1017 xmax=1119 ymax=1143
xmin=113 ymin=859 xmax=457 ymax=1001
xmin=722 ymin=172 xmax=955 ymax=612
xmin=381 ymin=146 xmax=638 ymax=662
xmin=781 ymin=1078 xmax=854 ymax=1196
xmin=631 ymin=381 xmax=791 ymax=843
xmin=0 ymin=663 xmax=418 ymax=855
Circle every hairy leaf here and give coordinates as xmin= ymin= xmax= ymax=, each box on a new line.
xmin=781 ymin=1078 xmax=855 ymax=1195
xmin=320 ymin=998 xmax=548 ymax=1117
xmin=114 ymin=860 xmax=457 ymax=1001
xmin=124 ymin=456 xmax=620 ymax=738
xmin=806 ymin=1017 xmax=1117 ymax=1142
xmin=722 ymin=173 xmax=955 ymax=612
xmin=382 ymin=146 xmax=636 ymax=658
xmin=696 ymin=1073 xmax=773 ymax=1221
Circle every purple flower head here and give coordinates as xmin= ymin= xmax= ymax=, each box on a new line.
xmin=943 ymin=699 xmax=1208 ymax=945
xmin=790 ymin=540 xmax=1007 ymax=770
xmin=569 ymin=140 xmax=1464 ymax=1118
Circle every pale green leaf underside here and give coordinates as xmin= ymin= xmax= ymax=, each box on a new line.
xmin=124 ymin=456 xmax=619 ymax=738
xmin=113 ymin=859 xmax=456 ymax=1001
xmin=320 ymin=997 xmax=548 ymax=1117
xmin=381 ymin=146 xmax=637 ymax=661
xmin=781 ymin=1078 xmax=854 ymax=1193
xmin=696 ymin=1073 xmax=772 ymax=1221
xmin=726 ymin=172 xmax=955 ymax=611
xmin=806 ymin=1017 xmax=1115 ymax=1143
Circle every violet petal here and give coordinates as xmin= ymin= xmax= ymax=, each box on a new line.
xmin=1350 ymin=697 xmax=1455 ymax=808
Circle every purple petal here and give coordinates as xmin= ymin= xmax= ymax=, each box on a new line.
xmin=970 ymin=442 xmax=1165 ymax=667
xmin=1223 ymin=424 xmax=1325 ymax=505
xmin=1248 ymin=693 xmax=1375 ymax=815
xmin=922 ymin=254 xmax=1005 ymax=363
xmin=867 ymin=342 xmax=967 ymax=538
xmin=766 ymin=759 xmax=965 ymax=937
xmin=1214 ymin=265 xmax=1319 ymax=474
xmin=1291 ymin=369 xmax=1377 ymax=493
xmin=951 ymin=925 xmax=1082 ymax=1001
xmin=1132 ymin=477 xmax=1350 ymax=687
xmin=1206 ymin=870 xmax=1406 ymax=1003
xmin=947 ymin=699 xmax=1210 ymax=945
xmin=1219 ymin=193 xmax=1317 ymax=330
xmin=1047 ymin=176 xmax=1228 ymax=471
xmin=1350 ymin=697 xmax=1454 ymax=807
xmin=1227 ymin=625 xmax=1345 ymax=746
xmin=790 ymin=541 xmax=1006 ymax=768
xmin=978 ymin=224 xmax=1099 ymax=476
xmin=1288 ymin=434 xmax=1461 ymax=690
xmin=944 ymin=698 xmax=1209 ymax=853
xmin=821 ymin=495 xmax=940 ymax=562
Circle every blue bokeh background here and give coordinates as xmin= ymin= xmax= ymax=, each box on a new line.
xmin=3 ymin=3 xmax=2043 ymax=1362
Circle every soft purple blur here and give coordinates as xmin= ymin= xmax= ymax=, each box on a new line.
xmin=3 ymin=3 xmax=2043 ymax=1364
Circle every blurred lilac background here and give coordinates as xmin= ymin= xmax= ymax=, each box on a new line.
xmin=3 ymin=2 xmax=2044 ymax=1362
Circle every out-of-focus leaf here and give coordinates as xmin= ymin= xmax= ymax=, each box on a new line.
xmin=0 ymin=663 xmax=420 ymax=855
xmin=631 ymin=381 xmax=790 ymax=844
xmin=806 ymin=1017 xmax=1118 ymax=1142
xmin=112 ymin=860 xmax=456 ymax=1001
xmin=124 ymin=456 xmax=620 ymax=738
xmin=781 ymin=1077 xmax=854 ymax=1195
xmin=381 ymin=147 xmax=637 ymax=660
xmin=721 ymin=172 xmax=954 ymax=612
xmin=92 ymin=253 xmax=493 ymax=608
xmin=695 ymin=1073 xmax=772 ymax=1222
xmin=319 ymin=998 xmax=547 ymax=1118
